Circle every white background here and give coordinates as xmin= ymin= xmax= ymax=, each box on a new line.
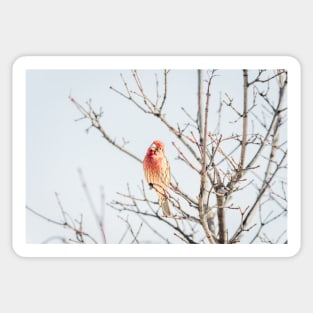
xmin=1 ymin=1 xmax=311 ymax=312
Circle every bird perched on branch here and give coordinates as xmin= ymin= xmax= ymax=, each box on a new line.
xmin=143 ymin=140 xmax=171 ymax=217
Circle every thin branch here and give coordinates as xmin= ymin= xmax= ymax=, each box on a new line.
xmin=172 ymin=141 xmax=200 ymax=174
xmin=110 ymin=201 xmax=197 ymax=244
xmin=26 ymin=205 xmax=98 ymax=244
xmin=137 ymin=214 xmax=170 ymax=243
xmin=159 ymin=69 xmax=169 ymax=112
xmin=248 ymin=70 xmax=287 ymax=86
xmin=198 ymin=70 xmax=217 ymax=244
xmin=239 ymin=69 xmax=249 ymax=174
xmin=78 ymin=169 xmax=107 ymax=243
xmin=118 ymin=215 xmax=143 ymax=244
xmin=69 ymin=96 xmax=142 ymax=164
xmin=230 ymin=150 xmax=287 ymax=242
xmin=245 ymin=73 xmax=287 ymax=170
xmin=26 ymin=205 xmax=64 ymax=226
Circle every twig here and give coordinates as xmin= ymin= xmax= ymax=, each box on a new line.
xmin=69 ymin=96 xmax=142 ymax=164
xmin=26 ymin=205 xmax=98 ymax=244
xmin=172 ymin=141 xmax=200 ymax=174
xmin=159 ymin=70 xmax=169 ymax=112
xmin=78 ymin=169 xmax=107 ymax=243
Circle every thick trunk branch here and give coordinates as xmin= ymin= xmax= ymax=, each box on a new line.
xmin=239 ymin=69 xmax=249 ymax=176
xmin=217 ymin=193 xmax=227 ymax=243
xmin=198 ymin=70 xmax=216 ymax=243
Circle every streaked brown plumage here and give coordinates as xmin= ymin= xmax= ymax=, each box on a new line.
xmin=143 ymin=140 xmax=171 ymax=216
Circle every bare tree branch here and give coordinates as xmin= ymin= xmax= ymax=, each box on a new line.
xmin=69 ymin=96 xmax=142 ymax=164
xmin=78 ymin=169 xmax=107 ymax=244
xmin=50 ymin=69 xmax=288 ymax=245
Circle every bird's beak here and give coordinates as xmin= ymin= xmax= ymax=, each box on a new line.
xmin=150 ymin=144 xmax=157 ymax=151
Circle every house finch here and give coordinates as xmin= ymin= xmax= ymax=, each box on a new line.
xmin=143 ymin=140 xmax=171 ymax=217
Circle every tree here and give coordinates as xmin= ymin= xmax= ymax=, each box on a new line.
xmin=28 ymin=69 xmax=288 ymax=244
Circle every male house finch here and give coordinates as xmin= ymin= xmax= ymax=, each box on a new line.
xmin=143 ymin=140 xmax=171 ymax=217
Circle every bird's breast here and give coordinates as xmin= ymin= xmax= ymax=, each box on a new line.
xmin=143 ymin=155 xmax=163 ymax=171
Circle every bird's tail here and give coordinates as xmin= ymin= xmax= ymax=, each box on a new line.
xmin=160 ymin=198 xmax=171 ymax=217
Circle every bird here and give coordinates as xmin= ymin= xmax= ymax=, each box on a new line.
xmin=143 ymin=140 xmax=171 ymax=217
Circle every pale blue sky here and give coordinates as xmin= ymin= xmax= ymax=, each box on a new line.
xmin=26 ymin=69 xmax=287 ymax=243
